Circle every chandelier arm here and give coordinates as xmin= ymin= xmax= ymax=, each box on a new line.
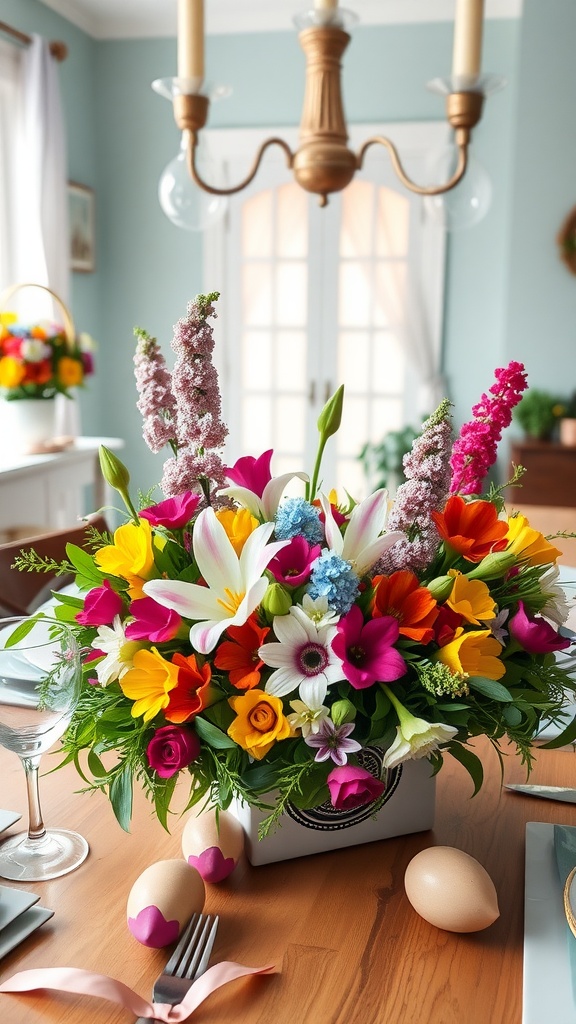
xmin=187 ymin=134 xmax=294 ymax=196
xmin=356 ymin=134 xmax=469 ymax=197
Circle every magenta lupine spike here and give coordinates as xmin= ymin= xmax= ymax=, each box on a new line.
xmin=133 ymin=328 xmax=177 ymax=454
xmin=161 ymin=293 xmax=229 ymax=503
xmin=449 ymin=360 xmax=528 ymax=495
xmin=377 ymin=400 xmax=453 ymax=575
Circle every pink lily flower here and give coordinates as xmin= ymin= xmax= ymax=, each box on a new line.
xmin=509 ymin=601 xmax=572 ymax=655
xmin=332 ymin=604 xmax=406 ymax=688
xmin=139 ymin=491 xmax=201 ymax=529
xmin=221 ymin=449 xmax=308 ymax=521
xmin=268 ymin=536 xmax=322 ymax=587
xmin=125 ymin=597 xmax=182 ymax=643
xmin=320 ymin=489 xmax=405 ymax=576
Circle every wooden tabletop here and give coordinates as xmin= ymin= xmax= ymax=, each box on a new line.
xmin=0 ymin=736 xmax=574 ymax=1024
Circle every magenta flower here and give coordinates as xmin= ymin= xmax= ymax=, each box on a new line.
xmin=75 ymin=579 xmax=123 ymax=626
xmin=139 ymin=491 xmax=201 ymax=529
xmin=304 ymin=718 xmax=362 ymax=766
xmin=509 ymin=601 xmax=572 ymax=655
xmin=327 ymin=764 xmax=386 ymax=810
xmin=186 ymin=847 xmax=237 ymax=883
xmin=331 ymin=605 xmax=406 ymax=689
xmin=268 ymin=535 xmax=321 ymax=587
xmin=226 ymin=449 xmax=273 ymax=497
xmin=125 ymin=597 xmax=182 ymax=642
xmin=128 ymin=906 xmax=180 ymax=948
xmin=146 ymin=725 xmax=200 ymax=778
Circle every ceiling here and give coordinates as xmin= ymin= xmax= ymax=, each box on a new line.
xmin=38 ymin=0 xmax=522 ymax=40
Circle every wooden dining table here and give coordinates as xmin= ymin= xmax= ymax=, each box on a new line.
xmin=0 ymin=733 xmax=574 ymax=1024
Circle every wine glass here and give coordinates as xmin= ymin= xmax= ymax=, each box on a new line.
xmin=0 ymin=615 xmax=89 ymax=881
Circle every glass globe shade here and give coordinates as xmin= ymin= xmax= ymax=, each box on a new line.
xmin=159 ymin=132 xmax=228 ymax=232
xmin=424 ymin=148 xmax=492 ymax=232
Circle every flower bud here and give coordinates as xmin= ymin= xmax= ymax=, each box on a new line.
xmin=260 ymin=583 xmax=293 ymax=619
xmin=466 ymin=551 xmax=517 ymax=581
xmin=99 ymin=445 xmax=131 ymax=492
xmin=317 ymin=384 xmax=344 ymax=441
xmin=331 ymin=698 xmax=356 ymax=727
xmin=425 ymin=575 xmax=454 ymax=602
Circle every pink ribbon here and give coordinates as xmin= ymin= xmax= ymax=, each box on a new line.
xmin=0 ymin=960 xmax=275 ymax=1021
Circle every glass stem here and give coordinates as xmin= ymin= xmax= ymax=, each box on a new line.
xmin=22 ymin=755 xmax=47 ymax=842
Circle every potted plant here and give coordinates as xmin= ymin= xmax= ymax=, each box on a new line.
xmin=358 ymin=424 xmax=420 ymax=494
xmin=512 ymin=388 xmax=563 ymax=441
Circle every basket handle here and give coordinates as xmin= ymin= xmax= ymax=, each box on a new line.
xmin=0 ymin=283 xmax=76 ymax=348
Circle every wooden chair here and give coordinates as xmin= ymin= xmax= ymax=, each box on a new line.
xmin=0 ymin=515 xmax=109 ymax=616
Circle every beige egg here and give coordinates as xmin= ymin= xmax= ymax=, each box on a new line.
xmin=127 ymin=858 xmax=205 ymax=947
xmin=404 ymin=846 xmax=500 ymax=933
xmin=181 ymin=807 xmax=245 ymax=882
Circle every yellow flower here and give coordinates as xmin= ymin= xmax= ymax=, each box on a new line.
xmin=215 ymin=507 xmax=259 ymax=556
xmin=435 ymin=627 xmax=505 ymax=681
xmin=506 ymin=514 xmax=561 ymax=566
xmin=57 ymin=356 xmax=84 ymax=387
xmin=0 ymin=312 xmax=16 ymax=338
xmin=95 ymin=518 xmax=156 ymax=598
xmin=0 ymin=356 xmax=25 ymax=388
xmin=446 ymin=570 xmax=496 ymax=624
xmin=227 ymin=689 xmax=292 ymax=760
xmin=120 ymin=647 xmax=179 ymax=721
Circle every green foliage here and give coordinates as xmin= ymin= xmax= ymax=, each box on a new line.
xmin=513 ymin=389 xmax=563 ymax=439
xmin=359 ymin=424 xmax=420 ymax=491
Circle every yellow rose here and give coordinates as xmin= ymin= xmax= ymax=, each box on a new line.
xmin=446 ymin=570 xmax=496 ymax=624
xmin=57 ymin=356 xmax=84 ymax=387
xmin=228 ymin=689 xmax=292 ymax=759
xmin=506 ymin=514 xmax=561 ymax=566
xmin=95 ymin=518 xmax=156 ymax=598
xmin=435 ymin=627 xmax=505 ymax=681
xmin=215 ymin=507 xmax=259 ymax=556
xmin=120 ymin=647 xmax=179 ymax=721
xmin=0 ymin=355 xmax=25 ymax=388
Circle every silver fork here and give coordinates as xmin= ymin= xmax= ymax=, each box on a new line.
xmin=135 ymin=912 xmax=219 ymax=1023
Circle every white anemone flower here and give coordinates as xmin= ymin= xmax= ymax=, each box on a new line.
xmin=540 ymin=565 xmax=571 ymax=627
xmin=91 ymin=615 xmax=141 ymax=686
xmin=143 ymin=507 xmax=289 ymax=655
xmin=319 ymin=489 xmax=404 ymax=577
xmin=260 ymin=605 xmax=345 ymax=706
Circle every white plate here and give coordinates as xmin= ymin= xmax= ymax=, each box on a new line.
xmin=523 ymin=822 xmax=576 ymax=1023
xmin=0 ymin=905 xmax=53 ymax=960
xmin=0 ymin=811 xmax=21 ymax=833
xmin=0 ymin=886 xmax=39 ymax=931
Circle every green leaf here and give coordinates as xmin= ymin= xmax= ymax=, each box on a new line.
xmin=154 ymin=775 xmax=178 ymax=831
xmin=447 ymin=742 xmax=484 ymax=795
xmin=468 ymin=676 xmax=513 ymax=702
xmin=241 ymin=763 xmax=281 ymax=792
xmin=87 ymin=749 xmax=107 ymax=778
xmin=194 ymin=716 xmax=236 ymax=749
xmin=540 ymin=712 xmax=576 ymax=749
xmin=3 ymin=618 xmax=38 ymax=647
xmin=51 ymin=591 xmax=85 ymax=609
xmin=66 ymin=543 xmax=106 ymax=587
xmin=109 ymin=768 xmax=133 ymax=832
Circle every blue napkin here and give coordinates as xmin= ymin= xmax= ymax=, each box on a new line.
xmin=553 ymin=824 xmax=576 ymax=1003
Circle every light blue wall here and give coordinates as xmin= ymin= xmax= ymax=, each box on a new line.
xmin=1 ymin=0 xmax=573 ymax=500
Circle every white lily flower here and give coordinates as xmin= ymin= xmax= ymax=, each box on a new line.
xmin=143 ymin=507 xmax=289 ymax=654
xmin=300 ymin=593 xmax=340 ymax=629
xmin=287 ymin=699 xmax=331 ymax=738
xmin=319 ymin=489 xmax=404 ymax=577
xmin=91 ymin=615 xmax=141 ymax=686
xmin=220 ymin=471 xmax=309 ymax=521
xmin=381 ymin=683 xmax=458 ymax=770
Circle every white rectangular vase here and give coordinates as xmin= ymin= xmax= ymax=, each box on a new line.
xmin=230 ymin=757 xmax=436 ymax=866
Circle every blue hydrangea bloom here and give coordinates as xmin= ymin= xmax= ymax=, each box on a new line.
xmin=307 ymin=551 xmax=360 ymax=615
xmin=275 ymin=497 xmax=324 ymax=544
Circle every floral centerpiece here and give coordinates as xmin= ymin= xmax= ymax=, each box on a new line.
xmin=26 ymin=293 xmax=575 ymax=838
xmin=0 ymin=312 xmax=95 ymax=400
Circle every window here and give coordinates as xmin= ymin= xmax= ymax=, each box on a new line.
xmin=0 ymin=39 xmax=22 ymax=289
xmin=205 ymin=122 xmax=446 ymax=497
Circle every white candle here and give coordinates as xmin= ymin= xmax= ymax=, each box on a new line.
xmin=177 ymin=0 xmax=204 ymax=81
xmin=314 ymin=0 xmax=338 ymax=10
xmin=452 ymin=0 xmax=484 ymax=79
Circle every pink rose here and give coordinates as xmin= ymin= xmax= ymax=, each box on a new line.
xmin=509 ymin=601 xmax=572 ymax=655
xmin=327 ymin=765 xmax=386 ymax=811
xmin=146 ymin=725 xmax=200 ymax=779
xmin=76 ymin=579 xmax=123 ymax=626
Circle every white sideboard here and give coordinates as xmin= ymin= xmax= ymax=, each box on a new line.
xmin=0 ymin=437 xmax=124 ymax=540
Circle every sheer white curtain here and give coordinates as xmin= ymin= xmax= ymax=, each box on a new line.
xmin=0 ymin=39 xmax=22 ymax=290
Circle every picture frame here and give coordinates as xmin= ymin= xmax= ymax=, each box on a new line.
xmin=68 ymin=182 xmax=95 ymax=273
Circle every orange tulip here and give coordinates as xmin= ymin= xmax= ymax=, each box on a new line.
xmin=432 ymin=496 xmax=508 ymax=563
xmin=371 ymin=571 xmax=438 ymax=643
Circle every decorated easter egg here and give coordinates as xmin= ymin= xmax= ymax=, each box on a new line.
xmin=404 ymin=846 xmax=500 ymax=933
xmin=181 ymin=807 xmax=244 ymax=882
xmin=127 ymin=859 xmax=205 ymax=947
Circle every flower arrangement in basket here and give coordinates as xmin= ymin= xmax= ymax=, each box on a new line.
xmin=23 ymin=292 xmax=576 ymax=838
xmin=0 ymin=283 xmax=95 ymax=400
